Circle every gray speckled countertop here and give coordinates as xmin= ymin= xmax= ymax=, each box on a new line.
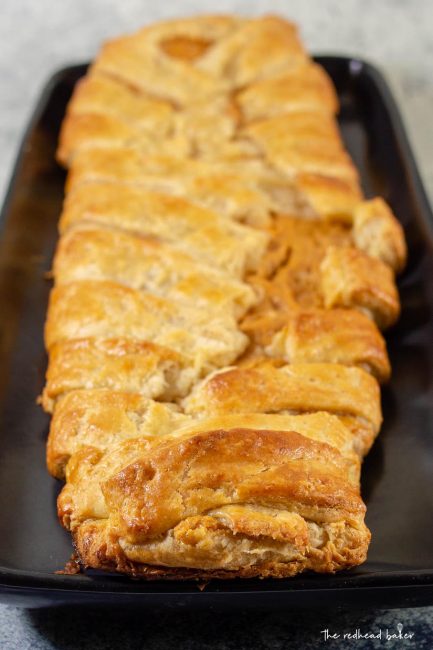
xmin=0 ymin=605 xmax=432 ymax=649
xmin=0 ymin=1 xmax=432 ymax=647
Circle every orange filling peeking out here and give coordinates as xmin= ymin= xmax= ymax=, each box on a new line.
xmin=160 ymin=36 xmax=212 ymax=61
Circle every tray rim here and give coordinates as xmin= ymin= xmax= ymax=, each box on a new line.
xmin=0 ymin=54 xmax=432 ymax=606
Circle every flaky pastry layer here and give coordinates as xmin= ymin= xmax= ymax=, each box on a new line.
xmin=53 ymin=226 xmax=256 ymax=318
xmin=44 ymin=13 xmax=407 ymax=580
xmin=59 ymin=425 xmax=369 ymax=576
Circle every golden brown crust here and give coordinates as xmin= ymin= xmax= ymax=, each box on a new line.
xmin=59 ymin=182 xmax=269 ymax=277
xmin=67 ymin=72 xmax=175 ymax=127
xmin=47 ymin=390 xmax=190 ymax=480
xmin=55 ymin=14 xmax=303 ymax=170
xmin=237 ymin=63 xmax=339 ymax=122
xmin=64 ymin=149 xmax=310 ymax=227
xmin=353 ymin=198 xmax=407 ymax=273
xmin=321 ymin=246 xmax=400 ymax=329
xmin=53 ymin=226 xmax=256 ymax=318
xmin=73 ymin=516 xmax=369 ymax=579
xmin=56 ymin=73 xmax=175 ymax=165
xmin=58 ymin=114 xmax=145 ymax=167
xmin=243 ymin=113 xmax=360 ymax=186
xmin=44 ymin=13 xmax=407 ymax=580
xmin=115 ymin=426 xmax=363 ymax=530
xmin=60 ymin=425 xmax=369 ymax=576
xmin=90 ymin=17 xmax=237 ymax=105
xmin=42 ymin=338 xmax=194 ymax=413
xmin=183 ymin=360 xmax=382 ymax=439
xmin=64 ymin=146 xmax=362 ymax=224
xmin=294 ymin=173 xmax=362 ymax=221
xmin=50 ymin=407 xmax=360 ymax=482
xmin=58 ymin=99 xmax=244 ymax=167
xmin=45 ymin=280 xmax=247 ymax=371
xmin=174 ymin=412 xmax=360 ymax=470
xmin=266 ymin=309 xmax=391 ymax=383
xmin=198 ymin=15 xmax=308 ymax=87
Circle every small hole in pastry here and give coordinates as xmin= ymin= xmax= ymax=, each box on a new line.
xmin=160 ymin=36 xmax=213 ymax=61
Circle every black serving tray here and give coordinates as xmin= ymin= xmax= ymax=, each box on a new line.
xmin=0 ymin=57 xmax=432 ymax=609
